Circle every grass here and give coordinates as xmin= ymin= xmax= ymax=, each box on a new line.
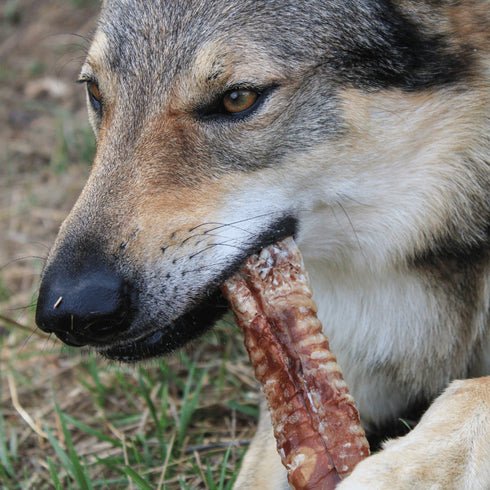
xmin=0 ymin=148 xmax=256 ymax=487
xmin=0 ymin=316 xmax=258 ymax=489
xmin=50 ymin=109 xmax=97 ymax=175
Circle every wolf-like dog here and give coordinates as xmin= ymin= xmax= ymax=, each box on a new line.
xmin=36 ymin=0 xmax=489 ymax=487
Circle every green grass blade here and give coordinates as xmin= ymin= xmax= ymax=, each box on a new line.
xmin=47 ymin=457 xmax=63 ymax=490
xmin=45 ymin=426 xmax=74 ymax=474
xmin=177 ymin=363 xmax=209 ymax=446
xmin=52 ymin=401 xmax=94 ymax=490
xmin=123 ymin=466 xmax=154 ymax=490
xmin=218 ymin=444 xmax=233 ymax=490
xmin=61 ymin=413 xmax=122 ymax=447
xmin=0 ymin=411 xmax=14 ymax=477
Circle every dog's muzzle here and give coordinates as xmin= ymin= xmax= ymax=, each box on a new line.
xmin=35 ymin=252 xmax=227 ymax=362
xmin=35 ymin=214 xmax=298 ymax=359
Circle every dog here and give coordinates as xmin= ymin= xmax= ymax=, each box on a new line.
xmin=36 ymin=0 xmax=489 ymax=487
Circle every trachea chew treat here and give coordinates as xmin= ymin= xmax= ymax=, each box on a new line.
xmin=221 ymin=237 xmax=369 ymax=490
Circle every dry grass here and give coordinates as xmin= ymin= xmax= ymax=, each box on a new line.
xmin=0 ymin=2 xmax=258 ymax=488
xmin=1 ymin=320 xmax=257 ymax=488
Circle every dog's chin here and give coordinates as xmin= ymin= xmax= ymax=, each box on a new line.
xmin=98 ymin=288 xmax=227 ymax=362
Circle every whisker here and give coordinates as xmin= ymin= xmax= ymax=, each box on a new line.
xmin=337 ymin=202 xmax=366 ymax=261
xmin=0 ymin=255 xmax=47 ymax=271
xmin=203 ymin=224 xmax=255 ymax=236
xmin=182 ymin=225 xmax=255 ymax=246
xmin=0 ymin=314 xmax=44 ymax=338
xmin=341 ymin=195 xmax=369 ymax=207
xmin=7 ymin=302 xmax=38 ymax=313
xmin=188 ymin=242 xmax=248 ymax=260
xmin=188 ymin=210 xmax=290 ymax=234
xmin=190 ymin=233 xmax=246 ymax=247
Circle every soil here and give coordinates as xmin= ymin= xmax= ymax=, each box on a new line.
xmin=0 ymin=0 xmax=99 ymax=319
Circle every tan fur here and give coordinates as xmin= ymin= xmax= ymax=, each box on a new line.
xmin=337 ymin=86 xmax=489 ymax=259
xmin=340 ymin=377 xmax=490 ymax=489
xmin=449 ymin=1 xmax=490 ymax=54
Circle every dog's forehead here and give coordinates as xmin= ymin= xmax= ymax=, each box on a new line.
xmin=87 ymin=1 xmax=475 ymax=103
xmin=95 ymin=0 xmax=313 ymax=81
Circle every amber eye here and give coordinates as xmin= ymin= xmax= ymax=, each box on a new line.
xmin=86 ymin=80 xmax=102 ymax=112
xmin=87 ymin=81 xmax=100 ymax=101
xmin=222 ymin=89 xmax=258 ymax=114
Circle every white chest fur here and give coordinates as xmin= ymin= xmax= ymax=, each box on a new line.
xmin=303 ymin=256 xmax=477 ymax=429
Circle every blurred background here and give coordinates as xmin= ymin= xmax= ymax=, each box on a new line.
xmin=0 ymin=2 xmax=255 ymax=488
xmin=1 ymin=0 xmax=97 ymax=319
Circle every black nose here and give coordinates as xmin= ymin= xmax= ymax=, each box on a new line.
xmin=36 ymin=259 xmax=130 ymax=347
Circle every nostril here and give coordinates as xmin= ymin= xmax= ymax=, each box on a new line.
xmin=36 ymin=262 xmax=131 ymax=346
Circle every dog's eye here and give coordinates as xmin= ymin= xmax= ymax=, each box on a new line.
xmin=197 ymin=85 xmax=277 ymax=121
xmin=222 ymin=89 xmax=258 ymax=114
xmin=86 ymin=80 xmax=102 ymax=113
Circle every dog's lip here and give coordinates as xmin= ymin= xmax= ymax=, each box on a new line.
xmin=98 ymin=329 xmax=166 ymax=362
xmin=96 ymin=243 xmax=249 ymax=362
xmin=98 ymin=287 xmax=227 ymax=362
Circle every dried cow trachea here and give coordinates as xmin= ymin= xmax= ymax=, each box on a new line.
xmin=221 ymin=237 xmax=370 ymax=490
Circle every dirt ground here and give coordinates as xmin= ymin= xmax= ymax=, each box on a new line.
xmin=0 ymin=0 xmax=99 ymax=322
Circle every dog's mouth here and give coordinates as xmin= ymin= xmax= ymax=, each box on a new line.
xmin=38 ymin=215 xmax=297 ymax=361
xmin=94 ymin=215 xmax=298 ymax=362
xmin=98 ymin=288 xmax=227 ymax=362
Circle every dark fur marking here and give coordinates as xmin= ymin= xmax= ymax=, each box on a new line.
xmin=410 ymin=232 xmax=489 ymax=353
xmin=326 ymin=0 xmax=472 ymax=90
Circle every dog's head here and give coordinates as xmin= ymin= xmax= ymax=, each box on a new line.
xmin=35 ymin=0 xmax=488 ymax=361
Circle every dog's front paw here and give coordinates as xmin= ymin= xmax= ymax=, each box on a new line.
xmin=338 ymin=377 xmax=490 ymax=490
